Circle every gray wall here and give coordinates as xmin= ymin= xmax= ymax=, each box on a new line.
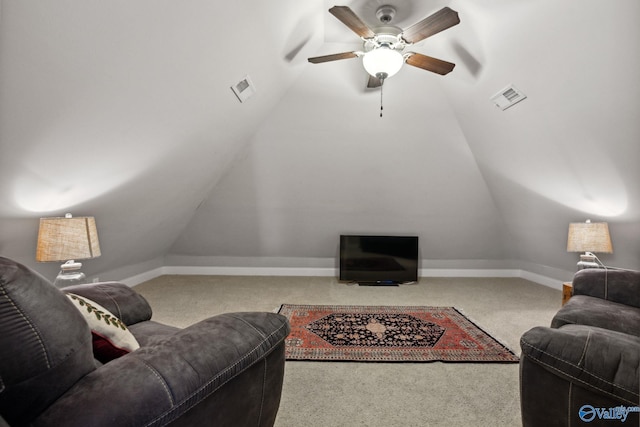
xmin=1 ymin=0 xmax=638 ymax=283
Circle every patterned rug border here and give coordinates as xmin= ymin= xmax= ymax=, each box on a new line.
xmin=278 ymin=304 xmax=519 ymax=363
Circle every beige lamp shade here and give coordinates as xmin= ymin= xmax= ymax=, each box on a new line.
xmin=36 ymin=215 xmax=101 ymax=262
xmin=566 ymin=220 xmax=613 ymax=253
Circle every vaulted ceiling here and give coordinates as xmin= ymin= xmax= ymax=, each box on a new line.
xmin=1 ymin=0 xmax=638 ymax=282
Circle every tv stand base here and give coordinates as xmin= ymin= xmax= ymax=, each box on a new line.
xmin=357 ymin=281 xmax=400 ymax=287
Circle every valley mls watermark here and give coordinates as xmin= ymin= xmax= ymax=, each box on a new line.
xmin=579 ymin=405 xmax=640 ymax=423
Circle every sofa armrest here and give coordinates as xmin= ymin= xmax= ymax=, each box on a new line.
xmin=32 ymin=312 xmax=290 ymax=427
xmin=61 ymin=282 xmax=152 ymax=325
xmin=572 ymin=269 xmax=640 ymax=308
xmin=520 ymin=325 xmax=639 ymax=406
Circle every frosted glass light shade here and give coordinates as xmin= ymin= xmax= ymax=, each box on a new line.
xmin=363 ymin=47 xmax=403 ymax=79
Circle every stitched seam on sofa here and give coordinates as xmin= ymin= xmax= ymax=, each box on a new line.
xmin=0 ymin=285 xmax=51 ymax=368
xmin=567 ymin=382 xmax=572 ymax=427
xmin=228 ymin=313 xmax=268 ymax=339
xmin=521 ymin=340 xmax=639 ymax=398
xmin=576 ymin=330 xmax=590 ymax=367
xmin=522 ymin=338 xmax=636 ymax=397
xmin=527 ymin=353 xmax=637 ymax=405
xmin=144 ymin=320 xmax=289 ymax=427
xmin=522 ymin=339 xmax=638 ymax=396
xmin=257 ymin=358 xmax=268 ymax=427
xmin=139 ymin=358 xmax=175 ymax=406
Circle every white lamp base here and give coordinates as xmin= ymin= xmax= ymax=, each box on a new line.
xmin=577 ymin=252 xmax=601 ymax=269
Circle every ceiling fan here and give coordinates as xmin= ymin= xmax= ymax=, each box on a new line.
xmin=308 ymin=5 xmax=460 ymax=88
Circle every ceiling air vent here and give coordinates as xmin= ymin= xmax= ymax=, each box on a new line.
xmin=231 ymin=75 xmax=256 ymax=103
xmin=490 ymin=85 xmax=527 ymax=110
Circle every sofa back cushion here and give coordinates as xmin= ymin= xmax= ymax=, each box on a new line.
xmin=551 ymin=294 xmax=640 ymax=336
xmin=573 ymin=269 xmax=640 ymax=308
xmin=0 ymin=257 xmax=96 ymax=425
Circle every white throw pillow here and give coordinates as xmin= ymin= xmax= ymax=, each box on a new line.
xmin=66 ymin=293 xmax=140 ymax=362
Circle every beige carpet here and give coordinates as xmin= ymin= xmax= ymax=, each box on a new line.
xmin=134 ymin=275 xmax=561 ymax=427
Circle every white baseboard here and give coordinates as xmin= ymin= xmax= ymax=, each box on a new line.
xmin=121 ymin=267 xmax=166 ymax=287
xmin=126 ymin=265 xmax=563 ymax=290
xmin=519 ymin=270 xmax=564 ymax=290
xmin=164 ymin=266 xmax=337 ymax=277
xmin=419 ymin=269 xmax=522 ymax=278
xmin=421 ymin=268 xmax=562 ymax=289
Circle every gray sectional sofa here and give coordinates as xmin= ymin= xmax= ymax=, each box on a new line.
xmin=520 ymin=268 xmax=640 ymax=426
xmin=0 ymin=257 xmax=290 ymax=426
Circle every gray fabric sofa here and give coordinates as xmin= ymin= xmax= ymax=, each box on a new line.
xmin=0 ymin=257 xmax=290 ymax=426
xmin=520 ymin=269 xmax=640 ymax=426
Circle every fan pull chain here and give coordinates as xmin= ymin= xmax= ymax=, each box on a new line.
xmin=380 ymin=80 xmax=384 ymax=117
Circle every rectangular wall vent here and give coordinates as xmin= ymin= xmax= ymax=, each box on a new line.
xmin=231 ymin=75 xmax=256 ymax=103
xmin=490 ymin=85 xmax=527 ymax=110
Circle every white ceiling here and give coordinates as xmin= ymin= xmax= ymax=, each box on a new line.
xmin=1 ymin=0 xmax=638 ymax=281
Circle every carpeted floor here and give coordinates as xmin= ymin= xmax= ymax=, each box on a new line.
xmin=134 ymin=275 xmax=561 ymax=427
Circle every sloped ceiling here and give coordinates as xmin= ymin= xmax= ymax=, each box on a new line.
xmin=1 ymin=0 xmax=638 ymax=282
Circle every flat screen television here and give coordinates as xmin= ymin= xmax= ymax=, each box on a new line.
xmin=339 ymin=235 xmax=419 ymax=284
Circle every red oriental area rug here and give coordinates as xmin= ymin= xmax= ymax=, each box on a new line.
xmin=277 ymin=304 xmax=519 ymax=363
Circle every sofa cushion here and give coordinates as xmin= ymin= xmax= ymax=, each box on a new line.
xmin=62 ymin=282 xmax=153 ymax=326
xmin=128 ymin=320 xmax=181 ymax=347
xmin=0 ymin=257 xmax=96 ymax=425
xmin=572 ymin=269 xmax=640 ymax=308
xmin=552 ymin=295 xmax=640 ymax=337
xmin=66 ymin=293 xmax=140 ymax=363
xmin=520 ymin=324 xmax=640 ymax=405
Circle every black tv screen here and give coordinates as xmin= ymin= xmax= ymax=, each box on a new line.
xmin=339 ymin=235 xmax=419 ymax=284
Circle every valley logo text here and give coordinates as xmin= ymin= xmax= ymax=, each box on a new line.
xmin=579 ymin=405 xmax=640 ymax=423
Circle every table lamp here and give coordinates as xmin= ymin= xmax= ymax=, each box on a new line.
xmin=36 ymin=213 xmax=101 ymax=287
xmin=566 ymin=219 xmax=613 ymax=269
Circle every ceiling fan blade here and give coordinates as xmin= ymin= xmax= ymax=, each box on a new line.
xmin=366 ymin=75 xmax=382 ymax=88
xmin=308 ymin=51 xmax=358 ymax=64
xmin=401 ymin=7 xmax=460 ymax=44
xmin=405 ymin=53 xmax=456 ymax=75
xmin=329 ymin=6 xmax=376 ymax=39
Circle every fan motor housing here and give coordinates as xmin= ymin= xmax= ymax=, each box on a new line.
xmin=363 ymin=28 xmax=404 ymax=53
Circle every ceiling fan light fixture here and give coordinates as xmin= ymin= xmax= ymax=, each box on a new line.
xmin=363 ymin=46 xmax=403 ymax=80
